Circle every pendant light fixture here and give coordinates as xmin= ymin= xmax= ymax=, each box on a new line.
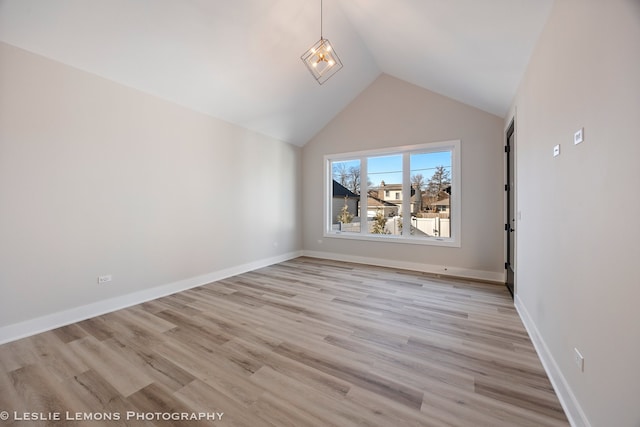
xmin=301 ymin=0 xmax=343 ymax=84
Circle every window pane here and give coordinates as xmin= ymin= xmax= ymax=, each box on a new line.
xmin=331 ymin=159 xmax=361 ymax=233
xmin=367 ymin=154 xmax=402 ymax=235
xmin=410 ymin=151 xmax=452 ymax=238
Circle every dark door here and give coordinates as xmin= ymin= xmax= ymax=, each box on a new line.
xmin=505 ymin=120 xmax=516 ymax=297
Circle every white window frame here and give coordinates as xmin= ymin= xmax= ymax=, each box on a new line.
xmin=324 ymin=140 xmax=461 ymax=247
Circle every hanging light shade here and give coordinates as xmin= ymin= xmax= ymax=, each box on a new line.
xmin=301 ymin=0 xmax=343 ymax=84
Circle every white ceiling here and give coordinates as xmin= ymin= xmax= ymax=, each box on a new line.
xmin=0 ymin=0 xmax=554 ymax=146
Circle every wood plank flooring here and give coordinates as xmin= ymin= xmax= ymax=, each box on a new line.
xmin=0 ymin=257 xmax=569 ymax=426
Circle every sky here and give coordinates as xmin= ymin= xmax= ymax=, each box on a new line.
xmin=333 ymin=151 xmax=451 ymax=188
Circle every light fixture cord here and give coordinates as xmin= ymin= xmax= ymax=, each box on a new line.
xmin=320 ymin=0 xmax=323 ymax=39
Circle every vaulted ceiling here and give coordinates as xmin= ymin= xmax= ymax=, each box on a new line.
xmin=0 ymin=0 xmax=554 ymax=146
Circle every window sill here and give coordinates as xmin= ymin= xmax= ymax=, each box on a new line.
xmin=323 ymin=231 xmax=460 ymax=248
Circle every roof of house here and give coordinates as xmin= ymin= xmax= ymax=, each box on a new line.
xmin=333 ymin=180 xmax=359 ymax=198
xmin=379 ymin=182 xmax=402 ymax=190
xmin=367 ymin=196 xmax=398 ymax=208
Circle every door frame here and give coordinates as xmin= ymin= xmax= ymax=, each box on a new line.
xmin=505 ymin=118 xmax=516 ymax=297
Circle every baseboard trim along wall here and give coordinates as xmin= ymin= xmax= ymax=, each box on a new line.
xmin=515 ymin=295 xmax=591 ymax=427
xmin=0 ymin=251 xmax=303 ymax=345
xmin=303 ymin=250 xmax=505 ymax=283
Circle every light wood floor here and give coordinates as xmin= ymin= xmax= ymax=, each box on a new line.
xmin=0 ymin=257 xmax=568 ymax=426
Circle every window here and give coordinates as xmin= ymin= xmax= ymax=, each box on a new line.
xmin=325 ymin=140 xmax=460 ymax=246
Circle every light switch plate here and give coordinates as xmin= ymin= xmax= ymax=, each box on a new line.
xmin=553 ymin=144 xmax=560 ymax=157
xmin=574 ymin=128 xmax=584 ymax=145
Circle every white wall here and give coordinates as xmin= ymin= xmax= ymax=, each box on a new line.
xmin=0 ymin=42 xmax=302 ymax=339
xmin=508 ymin=0 xmax=640 ymax=425
xmin=302 ymin=74 xmax=505 ymax=281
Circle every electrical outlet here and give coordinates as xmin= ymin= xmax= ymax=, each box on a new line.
xmin=98 ymin=275 xmax=112 ymax=284
xmin=574 ymin=348 xmax=584 ymax=372
xmin=553 ymin=144 xmax=561 ymax=157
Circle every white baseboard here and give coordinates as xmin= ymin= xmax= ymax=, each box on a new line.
xmin=302 ymin=250 xmax=504 ymax=283
xmin=0 ymin=251 xmax=303 ymax=345
xmin=515 ymin=295 xmax=591 ymax=427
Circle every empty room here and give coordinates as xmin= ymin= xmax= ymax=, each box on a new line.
xmin=0 ymin=0 xmax=638 ymax=426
